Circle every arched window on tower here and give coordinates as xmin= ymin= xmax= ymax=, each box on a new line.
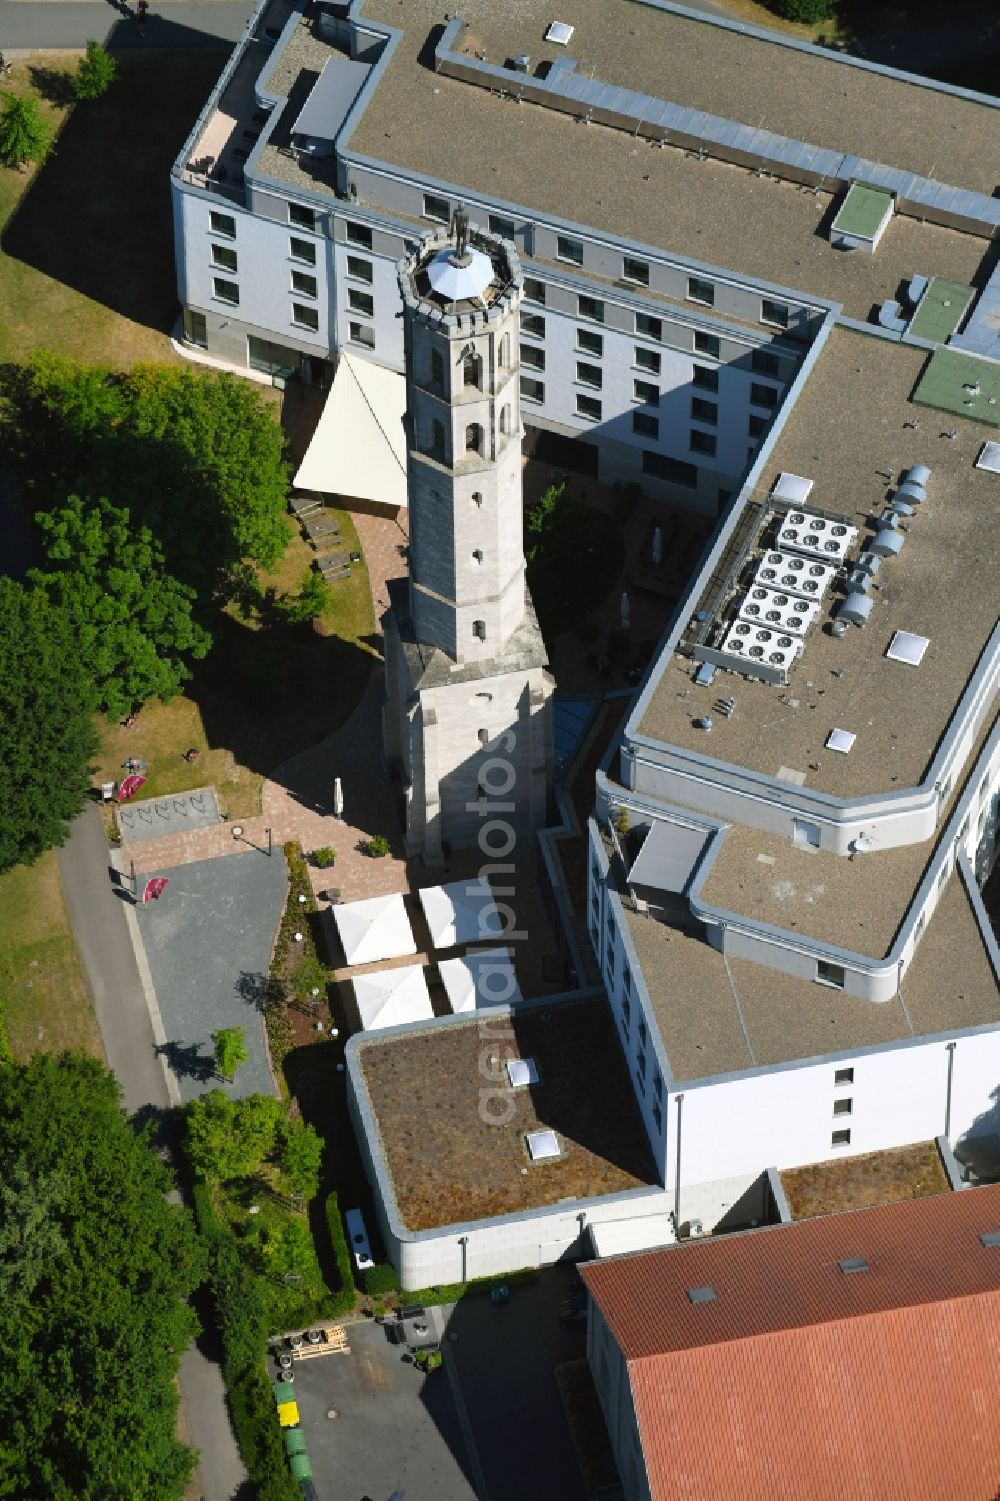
xmin=430 ymin=348 xmax=444 ymax=391
xmin=463 ymin=353 xmax=481 ymax=389
xmin=498 ymin=332 xmax=511 ymax=369
xmin=473 ymin=619 xmax=486 ymax=642
xmin=465 ymin=423 xmax=483 ymax=455
xmin=499 ymin=404 xmax=511 ymax=438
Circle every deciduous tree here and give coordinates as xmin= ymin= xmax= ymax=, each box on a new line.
xmin=184 ymin=1090 xmax=284 ymax=1181
xmin=212 ymin=1025 xmax=249 ymax=1082
xmin=0 ymin=577 xmax=97 ymax=873
xmin=280 ymin=1120 xmax=324 ymax=1201
xmin=73 ymin=40 xmax=118 ymax=100
xmin=0 ymin=94 xmax=51 ymax=170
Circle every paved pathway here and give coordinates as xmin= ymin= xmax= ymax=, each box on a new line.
xmin=56 ymin=806 xmax=249 ymax=1501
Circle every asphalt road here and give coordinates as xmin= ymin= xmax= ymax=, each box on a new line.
xmin=0 ymin=0 xmax=256 ymax=51
xmin=57 ymin=805 xmax=250 ymax=1501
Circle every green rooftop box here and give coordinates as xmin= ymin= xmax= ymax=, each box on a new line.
xmin=831 ymin=184 xmax=894 ymax=252
xmin=907 ymin=279 xmax=974 ymax=344
xmin=912 ymin=348 xmax=1000 ymax=427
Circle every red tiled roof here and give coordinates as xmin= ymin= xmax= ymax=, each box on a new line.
xmin=583 ymin=1186 xmax=1000 ymax=1500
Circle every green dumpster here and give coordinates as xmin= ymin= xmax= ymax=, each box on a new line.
xmin=284 ymin=1428 xmax=308 ymax=1456
xmin=289 ymin=1452 xmax=313 ymax=1482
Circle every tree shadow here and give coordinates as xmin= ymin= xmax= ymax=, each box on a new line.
xmin=27 ymin=64 xmax=77 ymax=108
xmin=156 ymin=1038 xmax=217 ymax=1084
xmin=955 ymin=1082 xmax=1000 ymax=1181
xmin=235 ymin=969 xmax=270 ymax=1014
xmin=130 ymin=1099 xmax=181 ymax=1157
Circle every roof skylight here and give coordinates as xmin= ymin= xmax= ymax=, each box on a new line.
xmin=507 ymin=1057 xmax=541 ymax=1089
xmin=525 ymin=1129 xmax=561 ymax=1162
xmin=886 ymin=630 xmax=930 ymax=666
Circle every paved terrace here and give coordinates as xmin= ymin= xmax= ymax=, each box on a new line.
xmin=356 ymin=996 xmax=658 ymax=1231
xmin=638 ymin=329 xmax=1000 ymax=799
xmin=370 ymin=0 xmax=1000 ymax=198
xmin=623 ymin=872 xmax=999 ymax=1082
xmin=345 ymin=0 xmax=993 ymax=322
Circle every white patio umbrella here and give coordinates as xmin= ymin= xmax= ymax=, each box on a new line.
xmin=333 ymin=777 xmax=344 ymax=820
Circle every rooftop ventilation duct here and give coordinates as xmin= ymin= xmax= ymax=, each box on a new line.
xmin=837 ymin=590 xmax=874 ymax=626
xmin=896 ymin=480 xmax=926 ymax=505
xmin=871 ymin=523 xmax=906 ymax=557
xmin=902 ymin=464 xmax=931 ymax=487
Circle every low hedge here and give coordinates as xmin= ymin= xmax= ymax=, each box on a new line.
xmin=363 ymin=1262 xmax=400 ymax=1297
xmin=325 ymin=1190 xmax=358 ymax=1317
xmin=401 ymin=1267 xmax=538 ymax=1306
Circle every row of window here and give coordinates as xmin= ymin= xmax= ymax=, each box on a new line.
xmin=521 ymin=306 xmax=781 ymax=379
xmin=210 ymin=208 xmax=375 ymax=258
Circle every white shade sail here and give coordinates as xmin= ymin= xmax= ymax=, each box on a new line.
xmin=418 ymin=879 xmax=503 ymax=950
xmin=353 ymin=964 xmax=433 ymax=1031
xmin=438 ymin=948 xmax=523 ymax=1013
xmin=294 ymin=353 xmax=407 ymax=509
xmin=332 ymin=892 xmax=416 ymax=967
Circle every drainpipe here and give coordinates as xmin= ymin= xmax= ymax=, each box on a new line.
xmin=944 ymin=1042 xmax=957 ymax=1141
xmin=673 ymin=1093 xmax=685 ymax=1233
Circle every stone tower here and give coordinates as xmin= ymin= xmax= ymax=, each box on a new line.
xmin=382 ymin=215 xmax=554 ymax=863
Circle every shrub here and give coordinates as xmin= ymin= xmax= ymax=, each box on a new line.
xmin=366 ymin=834 xmax=390 ymax=858
xmin=74 ymin=39 xmax=117 ymax=100
xmin=364 ymin=1262 xmax=400 ymax=1297
xmin=0 ymin=95 xmax=51 ymax=170
xmin=312 ymin=846 xmax=336 ymax=869
xmin=324 ymin=1191 xmax=358 ymax=1317
xmin=613 ymin=806 xmax=630 ymax=838
xmin=768 ymin=0 xmax=835 ymax=20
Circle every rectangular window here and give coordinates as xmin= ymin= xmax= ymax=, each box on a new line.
xmin=349 ymin=321 xmax=374 ymax=349
xmin=292 ymin=303 xmax=319 ymax=332
xmin=687 ymin=276 xmax=715 ymax=306
xmin=423 ymin=192 xmax=450 ymax=223
xmin=210 ymin=210 xmax=236 ymax=239
xmin=288 ymin=203 xmax=316 ymax=229
xmin=761 ymin=298 xmax=789 ymax=328
xmin=752 ymin=348 xmax=781 ymax=377
xmin=633 ymin=379 xmax=659 ymax=405
xmin=576 ymin=394 xmax=602 ymax=421
xmin=290 ymin=236 xmax=316 ymax=266
xmin=557 ymin=234 xmax=584 ymax=265
xmin=644 ymin=451 xmax=697 ymax=487
xmin=578 ymin=295 xmax=604 ymax=323
xmin=187 ymin=310 xmax=208 ymax=348
xmin=636 ymin=312 xmax=662 ymax=340
xmin=523 ymin=276 xmax=546 ymax=304
xmin=576 ymin=361 xmax=602 ymax=390
xmin=473 ymin=619 xmax=486 ymax=641
xmin=347 ymin=255 xmax=373 ymax=283
xmin=520 ymin=311 xmax=545 ymax=338
xmin=653 ymin=1069 xmax=663 ymax=1102
xmin=621 ymin=994 xmax=631 ymax=1036
xmin=833 ymin=1098 xmax=853 ymax=1117
xmin=817 ymin=960 xmax=846 ymax=989
xmin=622 ymin=963 xmax=632 ymax=999
xmin=346 ymin=220 xmax=372 ymax=248
xmin=520 ymin=376 xmax=544 ymax=403
xmin=748 ymin=414 xmax=768 ymax=440
xmin=520 ymin=343 xmax=545 ymax=370
xmin=694 ymin=330 xmax=720 ymax=359
xmin=291 ymin=270 xmax=317 ymax=298
xmin=210 ymin=243 xmax=237 ymax=273
xmin=638 ymin=1019 xmax=647 ymax=1048
xmin=690 ymin=429 xmax=716 ymax=457
xmin=692 ymin=365 xmax=718 ymax=392
xmin=653 ymin=1102 xmax=663 ymax=1133
xmin=623 ymin=255 xmax=649 ymax=285
xmin=348 ymin=288 xmax=374 ymax=317
xmin=691 ymin=397 xmax=718 ymax=425
xmin=489 ymin=213 xmax=517 ymax=239
xmin=635 ymin=346 xmax=661 ymax=374
xmin=832 ymin=1128 xmax=852 ymax=1147
xmin=633 ymin=411 xmax=659 ymax=438
xmin=212 ymin=277 xmax=239 ymax=306
xmin=835 ymin=1067 xmax=854 ymax=1086
xmin=577 ymin=328 xmax=603 ymax=357
xmin=750 ymin=382 xmax=779 ymax=410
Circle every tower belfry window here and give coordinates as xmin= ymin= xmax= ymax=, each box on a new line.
xmin=431 ymin=348 xmax=444 ymax=391
xmin=499 ymin=405 xmax=511 ymax=437
xmin=466 ymin=423 xmax=483 ymax=455
xmin=431 ymin=419 xmax=445 ymax=459
xmin=473 ymin=619 xmax=486 ymax=642
xmin=463 ymin=354 xmax=481 ymax=389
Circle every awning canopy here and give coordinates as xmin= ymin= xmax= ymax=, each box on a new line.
xmin=353 ymin=964 xmax=433 ymax=1031
xmin=294 ymin=352 xmax=408 ymax=509
xmin=332 ymin=892 xmax=416 ymax=967
xmin=438 ymin=948 xmax=523 ymax=1013
xmin=629 ymin=820 xmax=711 ymax=897
xmin=418 ymin=878 xmax=503 ymax=950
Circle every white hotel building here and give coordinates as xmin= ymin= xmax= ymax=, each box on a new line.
xmin=174 ymin=0 xmax=1000 ymax=1277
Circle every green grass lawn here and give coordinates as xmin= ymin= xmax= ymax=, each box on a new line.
xmin=0 ymin=50 xmax=229 ymax=366
xmin=0 ymin=851 xmax=102 ymax=1062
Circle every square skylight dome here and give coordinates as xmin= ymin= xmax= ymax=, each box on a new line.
xmin=507 ymin=1057 xmax=540 ymax=1089
xmin=975 ymin=441 xmax=1000 ymax=474
xmin=545 ymin=20 xmax=574 ymax=45
xmin=525 ymin=1129 xmax=561 ymax=1162
xmin=771 ymin=472 xmax=814 ymax=505
xmin=886 ymin=630 xmax=930 ymax=666
xmin=825 ymin=728 xmax=856 ymax=754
